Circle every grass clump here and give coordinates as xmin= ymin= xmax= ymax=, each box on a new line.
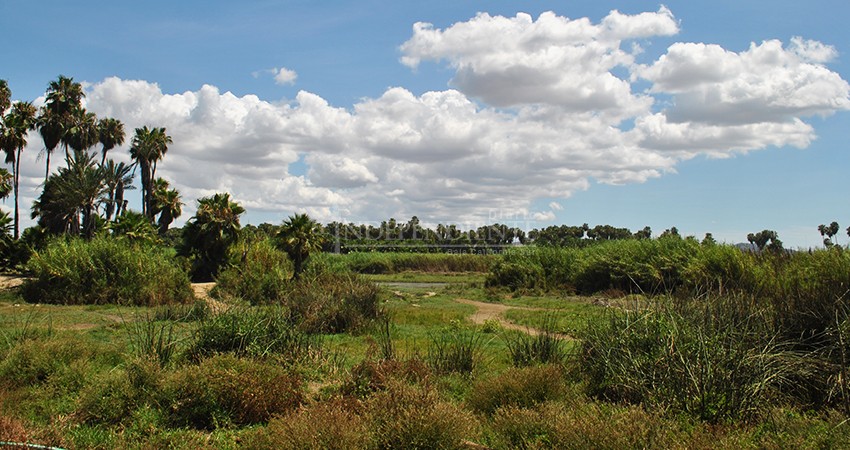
xmin=367 ymin=379 xmax=478 ymax=449
xmin=164 ymin=354 xmax=303 ymax=429
xmin=243 ymin=398 xmax=369 ymax=450
xmin=504 ymin=314 xmax=567 ymax=367
xmin=22 ymin=236 xmax=192 ymax=306
xmin=426 ymin=328 xmax=483 ymax=375
xmin=467 ymin=365 xmax=566 ymax=416
xmin=284 ymin=271 xmax=382 ymax=334
xmin=577 ymin=295 xmax=800 ymax=423
xmin=187 ymin=306 xmax=317 ymax=361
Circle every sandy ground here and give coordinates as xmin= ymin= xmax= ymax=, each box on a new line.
xmin=454 ymin=298 xmax=573 ymax=339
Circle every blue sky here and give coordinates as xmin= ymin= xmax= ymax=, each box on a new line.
xmin=1 ymin=1 xmax=849 ymax=247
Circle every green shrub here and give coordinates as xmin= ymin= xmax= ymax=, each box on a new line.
xmin=283 ymin=272 xmax=381 ymax=333
xmin=341 ymin=252 xmax=494 ymax=274
xmin=485 ymin=261 xmax=544 ymax=291
xmin=0 ymin=337 xmax=92 ymax=388
xmin=75 ymin=358 xmax=163 ymax=426
xmin=366 ymin=379 xmax=477 ymax=449
xmin=467 ymin=365 xmax=566 ymax=416
xmin=127 ymin=313 xmax=181 ymax=367
xmin=214 ymin=237 xmax=292 ymax=304
xmin=187 ymin=306 xmax=317 ymax=361
xmin=164 ymin=354 xmax=303 ymax=429
xmin=22 ymin=236 xmax=192 ymax=306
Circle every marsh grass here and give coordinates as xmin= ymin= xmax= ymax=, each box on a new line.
xmin=504 ymin=314 xmax=566 ymax=367
xmin=426 ymin=327 xmax=484 ymax=375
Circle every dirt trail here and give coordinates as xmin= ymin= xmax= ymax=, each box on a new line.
xmin=454 ymin=298 xmax=573 ymax=340
xmin=192 ymin=282 xmax=229 ymax=313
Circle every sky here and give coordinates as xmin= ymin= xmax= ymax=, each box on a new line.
xmin=1 ymin=0 xmax=849 ymax=248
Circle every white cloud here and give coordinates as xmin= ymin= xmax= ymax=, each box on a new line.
xmin=549 ymin=201 xmax=563 ymax=211
xmin=273 ymin=67 xmax=298 ymax=85
xmin=399 ymin=7 xmax=677 ymax=118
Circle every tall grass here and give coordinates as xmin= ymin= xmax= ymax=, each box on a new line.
xmin=578 ymin=295 xmax=805 ymax=422
xmin=22 ymin=236 xmax=193 ymax=306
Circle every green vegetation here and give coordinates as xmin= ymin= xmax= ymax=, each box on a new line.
xmin=21 ymin=236 xmax=192 ymax=306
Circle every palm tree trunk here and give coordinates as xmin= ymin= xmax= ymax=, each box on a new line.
xmin=13 ymin=150 xmax=20 ymax=240
xmin=45 ymin=151 xmax=51 ymax=182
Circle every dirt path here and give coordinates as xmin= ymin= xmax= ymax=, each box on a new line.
xmin=191 ymin=282 xmax=229 ymax=313
xmin=454 ymin=298 xmax=573 ymax=340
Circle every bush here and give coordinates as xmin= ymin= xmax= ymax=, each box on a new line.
xmin=22 ymin=236 xmax=192 ymax=306
xmin=283 ymin=272 xmax=381 ymax=334
xmin=187 ymin=306 xmax=317 ymax=361
xmin=485 ymin=261 xmax=544 ymax=291
xmin=467 ymin=365 xmax=566 ymax=416
xmin=242 ymin=398 xmax=369 ymax=450
xmin=164 ymin=354 xmax=303 ymax=429
xmin=75 ymin=358 xmax=163 ymax=426
xmin=344 ymin=357 xmax=431 ymax=397
xmin=213 ymin=237 xmax=292 ymax=304
xmin=366 ymin=379 xmax=477 ymax=449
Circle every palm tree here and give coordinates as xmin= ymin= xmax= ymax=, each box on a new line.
xmin=0 ymin=101 xmax=38 ymax=239
xmin=97 ymin=117 xmax=125 ymax=166
xmin=101 ymin=159 xmax=135 ymax=221
xmin=0 ymin=80 xmax=10 ymax=113
xmin=277 ymin=213 xmax=325 ymax=279
xmin=151 ymin=178 xmax=182 ymax=235
xmin=64 ymin=109 xmax=99 ymax=159
xmin=129 ymin=126 xmax=172 ymax=220
xmin=109 ymin=210 xmax=159 ymax=245
xmin=44 ymin=75 xmax=85 ymax=165
xmin=0 ymin=168 xmax=12 ymax=201
xmin=32 ymin=151 xmax=106 ymax=238
xmin=36 ymin=106 xmax=63 ymax=181
xmin=179 ymin=192 xmax=245 ymax=281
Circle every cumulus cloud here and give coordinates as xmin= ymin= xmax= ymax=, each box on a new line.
xmin=273 ymin=67 xmax=298 ymax=85
xmin=11 ymin=8 xmax=850 ymax=231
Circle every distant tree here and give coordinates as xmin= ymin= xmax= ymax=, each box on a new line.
xmin=100 ymin=160 xmax=135 ymax=221
xmin=634 ymin=226 xmax=652 ymax=240
xmin=0 ymin=168 xmax=12 ymax=200
xmin=818 ymin=221 xmax=840 ymax=247
xmin=701 ymin=233 xmax=716 ymax=246
xmin=130 ymin=126 xmax=172 ymax=220
xmin=659 ymin=227 xmax=681 ymax=239
xmin=32 ymin=151 xmax=107 ymax=238
xmin=97 ymin=117 xmax=125 ymax=166
xmin=0 ymin=101 xmax=38 ymax=238
xmin=179 ymin=192 xmax=245 ymax=281
xmin=747 ymin=230 xmax=783 ymax=252
xmin=277 ymin=213 xmax=325 ymax=279
xmin=0 ymin=80 xmax=10 ymax=113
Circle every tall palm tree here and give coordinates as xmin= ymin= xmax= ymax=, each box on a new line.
xmin=277 ymin=213 xmax=325 ymax=279
xmin=97 ymin=117 xmax=125 ymax=166
xmin=129 ymin=126 xmax=172 ymax=220
xmin=44 ymin=75 xmax=85 ymax=166
xmin=100 ymin=159 xmax=135 ymax=221
xmin=36 ymin=106 xmax=63 ymax=181
xmin=0 ymin=101 xmax=37 ymax=239
xmin=64 ymin=109 xmax=99 ymax=159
